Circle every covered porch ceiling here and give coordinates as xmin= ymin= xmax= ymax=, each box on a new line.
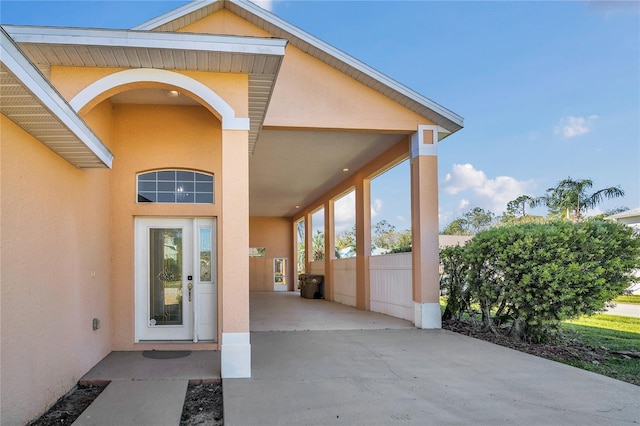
xmin=250 ymin=129 xmax=407 ymax=217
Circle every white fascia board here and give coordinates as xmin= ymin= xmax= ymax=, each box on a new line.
xmin=0 ymin=28 xmax=113 ymax=168
xmin=230 ymin=0 xmax=464 ymax=130
xmin=133 ymin=0 xmax=218 ymax=31
xmin=5 ymin=25 xmax=287 ymax=57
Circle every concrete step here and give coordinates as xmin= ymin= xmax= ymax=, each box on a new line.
xmin=72 ymin=380 xmax=188 ymax=426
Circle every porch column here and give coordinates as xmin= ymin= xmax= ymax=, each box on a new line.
xmin=411 ymin=125 xmax=441 ymax=329
xmin=355 ymin=177 xmax=371 ymax=310
xmin=324 ymin=200 xmax=335 ymax=301
xmin=220 ymin=128 xmax=251 ymax=378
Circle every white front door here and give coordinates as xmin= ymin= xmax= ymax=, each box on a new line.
xmin=135 ymin=217 xmax=217 ymax=342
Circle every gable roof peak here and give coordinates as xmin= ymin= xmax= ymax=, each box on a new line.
xmin=135 ymin=0 xmax=463 ymax=136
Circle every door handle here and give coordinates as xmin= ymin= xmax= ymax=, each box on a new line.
xmin=188 ymin=283 xmax=193 ymax=302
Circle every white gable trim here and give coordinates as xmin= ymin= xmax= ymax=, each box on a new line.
xmin=7 ymin=24 xmax=287 ymax=57
xmin=134 ymin=0 xmax=464 ymax=136
xmin=70 ymin=68 xmax=250 ymax=131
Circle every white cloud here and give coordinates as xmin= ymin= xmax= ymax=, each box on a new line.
xmin=443 ymin=163 xmax=487 ymax=195
xmin=442 ymin=163 xmax=535 ymax=214
xmin=395 ymin=215 xmax=407 ymax=224
xmin=249 ymin=0 xmax=274 ymax=11
xmin=554 ymin=115 xmax=598 ymax=139
xmin=371 ymin=198 xmax=383 ymax=219
xmin=334 ymin=191 xmax=355 ymax=223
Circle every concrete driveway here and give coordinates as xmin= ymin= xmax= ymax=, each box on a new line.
xmin=223 ymin=293 xmax=640 ymax=425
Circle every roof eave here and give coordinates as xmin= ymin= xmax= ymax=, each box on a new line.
xmin=0 ymin=27 xmax=113 ymax=168
xmin=4 ymin=25 xmax=287 ymax=154
xmin=5 ymin=25 xmax=288 ymax=56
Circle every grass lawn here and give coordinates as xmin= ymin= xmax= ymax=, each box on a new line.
xmin=562 ymin=314 xmax=640 ymax=385
xmin=613 ymin=294 xmax=640 ymax=305
xmin=440 ymin=296 xmax=640 ymax=384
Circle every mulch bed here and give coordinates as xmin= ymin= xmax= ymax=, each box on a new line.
xmin=180 ymin=383 xmax=223 ymax=426
xmin=27 ymin=385 xmax=106 ymax=426
xmin=442 ymin=318 xmax=639 ymax=384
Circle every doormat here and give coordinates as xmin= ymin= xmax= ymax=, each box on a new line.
xmin=142 ymin=350 xmax=192 ymax=359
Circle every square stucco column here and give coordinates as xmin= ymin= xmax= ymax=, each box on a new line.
xmin=220 ymin=129 xmax=251 ymax=378
xmin=355 ymin=178 xmax=371 ymax=310
xmin=411 ymin=125 xmax=442 ymax=329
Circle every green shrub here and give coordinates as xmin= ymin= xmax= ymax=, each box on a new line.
xmin=440 ymin=245 xmax=471 ymax=320
xmin=441 ymin=220 xmax=640 ymax=343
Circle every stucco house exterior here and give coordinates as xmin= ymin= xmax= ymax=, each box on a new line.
xmin=0 ymin=1 xmax=463 ymax=423
xmin=607 ymin=207 xmax=640 ymax=231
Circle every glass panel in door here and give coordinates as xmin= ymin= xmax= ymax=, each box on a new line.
xmin=274 ymin=258 xmax=287 ymax=291
xmin=149 ymin=228 xmax=183 ymax=326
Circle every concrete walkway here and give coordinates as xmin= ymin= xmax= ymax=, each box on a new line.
xmin=224 ymin=292 xmax=640 ymax=425
xmin=224 ymin=329 xmax=640 ymax=425
xmin=72 ymin=293 xmax=640 ymax=425
xmin=606 ymin=302 xmax=640 ymax=318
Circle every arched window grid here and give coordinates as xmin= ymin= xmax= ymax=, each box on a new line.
xmin=137 ymin=170 xmax=214 ymax=204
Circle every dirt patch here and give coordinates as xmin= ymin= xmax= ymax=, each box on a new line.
xmin=443 ymin=318 xmax=638 ymax=385
xmin=27 ymin=385 xmax=106 ymax=426
xmin=443 ymin=318 xmax=606 ymax=362
xmin=180 ymin=383 xmax=223 ymax=425
xmin=28 ymin=383 xmax=223 ymax=426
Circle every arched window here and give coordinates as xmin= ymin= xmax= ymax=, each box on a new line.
xmin=137 ymin=170 xmax=214 ymax=204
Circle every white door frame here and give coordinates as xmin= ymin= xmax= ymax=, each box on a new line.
xmin=134 ymin=217 xmax=217 ymax=342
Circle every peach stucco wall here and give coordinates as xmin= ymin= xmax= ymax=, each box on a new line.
xmin=220 ymin=129 xmax=250 ymax=332
xmin=49 ymin=66 xmax=249 ymax=119
xmin=107 ymin=103 xmax=223 ymax=350
xmin=249 ymin=217 xmax=294 ymax=291
xmin=180 ymin=9 xmax=431 ymax=132
xmin=411 ymin=155 xmax=440 ymax=304
xmin=0 ymin=116 xmax=112 ymax=425
xmin=181 ymin=9 xmax=272 ymax=38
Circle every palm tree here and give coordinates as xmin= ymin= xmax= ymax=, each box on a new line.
xmin=535 ymin=177 xmax=625 ymax=221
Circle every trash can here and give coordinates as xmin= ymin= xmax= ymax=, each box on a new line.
xmin=301 ymin=274 xmax=324 ymax=299
xmin=297 ymin=274 xmax=307 ymax=297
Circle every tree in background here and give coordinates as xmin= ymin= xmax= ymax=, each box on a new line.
xmin=311 ymin=230 xmax=324 ymax=261
xmin=296 ymin=220 xmax=306 ymax=274
xmin=534 ymin=177 xmax=625 ymax=221
xmin=442 ymin=207 xmax=495 ymax=235
xmin=335 ymin=226 xmax=356 ymax=258
xmin=442 ymin=218 xmax=471 ymax=236
xmin=372 ymin=220 xmax=412 ymax=254
xmin=501 ymin=195 xmax=546 ymax=225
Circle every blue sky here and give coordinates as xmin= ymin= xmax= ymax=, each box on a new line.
xmin=2 ymin=0 xmax=638 ymax=232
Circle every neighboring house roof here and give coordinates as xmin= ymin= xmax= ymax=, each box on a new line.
xmin=606 ymin=207 xmax=640 ymax=231
xmin=133 ymin=0 xmax=464 ymax=139
xmin=439 ymin=235 xmax=472 ymax=249
xmin=0 ymin=27 xmax=113 ymax=168
xmin=606 ymin=207 xmax=640 ymax=221
xmin=3 ymin=25 xmax=287 ymax=153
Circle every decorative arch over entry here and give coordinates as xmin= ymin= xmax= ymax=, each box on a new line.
xmin=69 ymin=68 xmax=250 ymax=131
